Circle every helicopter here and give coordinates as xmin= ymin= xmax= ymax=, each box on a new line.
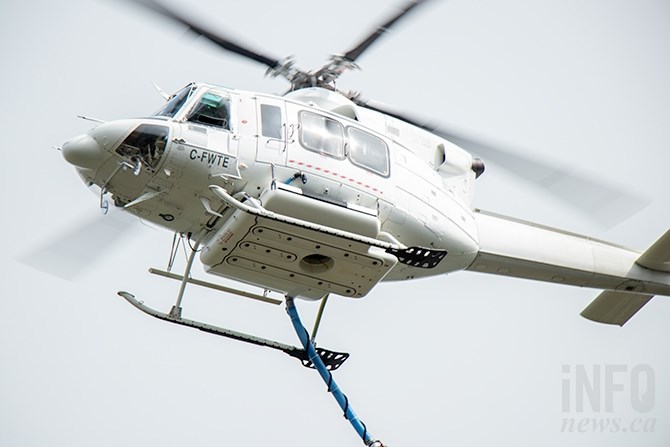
xmin=51 ymin=0 xmax=669 ymax=445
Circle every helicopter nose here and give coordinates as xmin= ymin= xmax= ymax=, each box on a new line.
xmin=62 ymin=134 xmax=104 ymax=170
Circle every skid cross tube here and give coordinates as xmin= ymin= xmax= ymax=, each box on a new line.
xmin=170 ymin=231 xmax=207 ymax=318
xmin=285 ymin=297 xmax=384 ymax=447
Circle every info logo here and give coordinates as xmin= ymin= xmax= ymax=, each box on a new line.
xmin=560 ymin=364 xmax=656 ymax=434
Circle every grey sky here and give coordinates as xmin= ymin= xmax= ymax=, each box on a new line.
xmin=1 ymin=0 xmax=669 ymax=446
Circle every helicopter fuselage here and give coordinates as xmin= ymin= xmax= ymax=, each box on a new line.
xmin=63 ymin=79 xmax=670 ymax=322
xmin=64 ymin=82 xmax=482 ymax=299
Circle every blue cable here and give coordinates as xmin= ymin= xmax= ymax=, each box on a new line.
xmin=285 ymin=297 xmax=382 ymax=446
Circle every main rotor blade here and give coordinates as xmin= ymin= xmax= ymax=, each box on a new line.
xmin=342 ymin=0 xmax=432 ymax=63
xmin=18 ymin=209 xmax=136 ymax=280
xmin=433 ymin=130 xmax=650 ymax=226
xmin=128 ymin=0 xmax=282 ymax=70
xmin=354 ymin=96 xmax=650 ymax=227
xmin=308 ymin=0 xmax=434 ymax=87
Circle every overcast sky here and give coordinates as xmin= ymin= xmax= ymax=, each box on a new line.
xmin=2 ymin=0 xmax=670 ymax=446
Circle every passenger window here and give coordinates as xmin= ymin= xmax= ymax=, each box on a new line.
xmin=187 ymin=92 xmax=230 ymax=130
xmin=299 ymin=111 xmax=344 ymax=158
xmin=347 ymin=127 xmax=390 ymax=176
xmin=261 ymin=104 xmax=282 ymax=139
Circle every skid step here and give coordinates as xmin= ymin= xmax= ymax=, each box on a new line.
xmin=386 ymin=246 xmax=447 ymax=268
xmin=299 ymin=347 xmax=350 ymax=371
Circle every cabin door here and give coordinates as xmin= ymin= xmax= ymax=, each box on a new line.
xmin=255 ymin=96 xmax=287 ymax=165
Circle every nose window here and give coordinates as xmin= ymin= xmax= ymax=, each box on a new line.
xmin=116 ymin=124 xmax=169 ymax=169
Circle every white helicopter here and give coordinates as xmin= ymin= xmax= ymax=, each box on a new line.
xmin=56 ymin=0 xmax=669 ymax=444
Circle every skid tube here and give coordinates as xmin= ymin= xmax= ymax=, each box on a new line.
xmin=118 ymin=291 xmax=350 ymax=371
xmin=118 ymin=291 xmax=384 ymax=445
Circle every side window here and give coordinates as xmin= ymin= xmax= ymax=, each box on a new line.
xmin=187 ymin=92 xmax=230 ymax=130
xmin=347 ymin=127 xmax=390 ymax=176
xmin=299 ymin=111 xmax=344 ymax=158
xmin=260 ymin=104 xmax=282 ymax=139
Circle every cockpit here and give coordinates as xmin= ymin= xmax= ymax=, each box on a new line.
xmin=114 ymin=83 xmax=234 ymax=171
xmin=152 ymin=83 xmax=232 ymax=131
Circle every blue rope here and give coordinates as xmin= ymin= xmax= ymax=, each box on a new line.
xmin=285 ymin=297 xmax=381 ymax=446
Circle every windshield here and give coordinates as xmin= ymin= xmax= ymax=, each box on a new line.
xmin=153 ymin=84 xmax=194 ymax=118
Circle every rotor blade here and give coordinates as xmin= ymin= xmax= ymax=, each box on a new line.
xmin=127 ymin=0 xmax=282 ymax=70
xmin=342 ymin=0 xmax=432 ymax=63
xmin=309 ymin=0 xmax=433 ymax=87
xmin=354 ymin=96 xmax=650 ymax=227
xmin=18 ymin=209 xmax=136 ymax=281
xmin=432 ymin=130 xmax=651 ymax=226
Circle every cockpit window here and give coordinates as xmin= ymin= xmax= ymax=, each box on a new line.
xmin=186 ymin=92 xmax=231 ymax=130
xmin=116 ymin=124 xmax=169 ymax=170
xmin=153 ymin=84 xmax=194 ymax=118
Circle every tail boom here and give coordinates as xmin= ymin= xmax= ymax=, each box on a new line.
xmin=467 ymin=210 xmax=670 ymax=325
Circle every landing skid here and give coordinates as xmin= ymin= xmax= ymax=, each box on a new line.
xmin=118 ymin=224 xmax=384 ymax=445
xmin=118 ymin=291 xmax=349 ymax=371
xmin=118 ymin=290 xmax=383 ymax=445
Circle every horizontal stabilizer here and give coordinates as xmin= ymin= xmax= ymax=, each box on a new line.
xmin=636 ymin=229 xmax=670 ymax=272
xmin=580 ymin=291 xmax=654 ymax=326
